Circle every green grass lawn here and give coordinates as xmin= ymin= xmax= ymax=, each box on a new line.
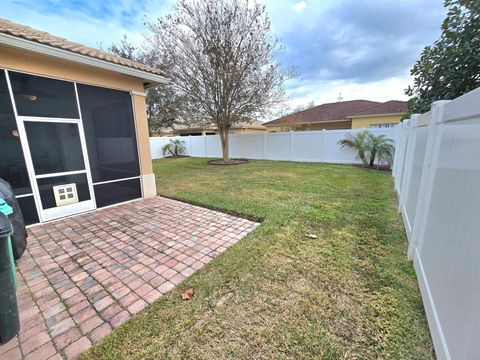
xmin=80 ymin=158 xmax=433 ymax=359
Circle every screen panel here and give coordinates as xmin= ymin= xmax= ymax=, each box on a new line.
xmin=94 ymin=178 xmax=141 ymax=208
xmin=9 ymin=71 xmax=79 ymax=118
xmin=24 ymin=122 xmax=85 ymax=175
xmin=77 ymin=84 xmax=140 ymax=183
xmin=0 ymin=71 xmax=32 ymax=195
xmin=17 ymin=195 xmax=39 ymax=225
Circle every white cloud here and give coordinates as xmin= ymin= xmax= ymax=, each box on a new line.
xmin=292 ymin=1 xmax=307 ymax=13
xmin=1 ymin=0 xmax=173 ymax=49
xmin=2 ymin=0 xmax=444 ymax=118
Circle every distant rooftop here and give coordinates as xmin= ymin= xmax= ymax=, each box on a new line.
xmin=351 ymin=100 xmax=408 ymax=117
xmin=265 ymin=99 xmax=408 ymax=126
xmin=161 ymin=119 xmax=266 ymax=133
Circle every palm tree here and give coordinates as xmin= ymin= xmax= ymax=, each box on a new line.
xmin=162 ymin=139 xmax=186 ymax=157
xmin=366 ymin=133 xmax=395 ymax=168
xmin=337 ymin=131 xmax=369 ymax=167
xmin=338 ymin=131 xmax=395 ymax=168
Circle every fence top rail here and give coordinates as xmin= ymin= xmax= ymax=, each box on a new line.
xmin=151 ymin=127 xmax=399 ymax=141
xmin=417 ymin=111 xmax=432 ymax=127
xmin=443 ymin=87 xmax=480 ymax=123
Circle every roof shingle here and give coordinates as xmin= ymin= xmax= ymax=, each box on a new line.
xmin=265 ymin=100 xmax=380 ymax=126
xmin=0 ymin=18 xmax=165 ymax=77
xmin=265 ymin=99 xmax=407 ymax=126
xmin=349 ymin=100 xmax=408 ymax=117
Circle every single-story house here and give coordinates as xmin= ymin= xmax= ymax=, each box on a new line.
xmin=264 ymin=100 xmax=407 ymax=132
xmin=158 ymin=119 xmax=266 ymax=136
xmin=0 ymin=18 xmax=168 ymax=225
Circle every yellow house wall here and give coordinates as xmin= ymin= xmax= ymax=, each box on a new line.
xmin=0 ymin=44 xmax=155 ymax=195
xmin=265 ymin=125 xmax=288 ymax=132
xmin=350 ymin=114 xmax=402 ymax=129
xmin=308 ymin=121 xmax=351 ymax=130
xmin=238 ymin=128 xmax=266 ymax=134
xmin=266 ymin=121 xmax=351 ymax=132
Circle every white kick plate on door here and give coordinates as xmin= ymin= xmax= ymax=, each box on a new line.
xmin=53 ymin=183 xmax=79 ymax=206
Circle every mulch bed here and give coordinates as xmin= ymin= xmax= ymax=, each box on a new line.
xmin=208 ymin=159 xmax=249 ymax=165
xmin=164 ymin=155 xmax=190 ymax=159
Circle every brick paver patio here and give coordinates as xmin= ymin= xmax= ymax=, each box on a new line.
xmin=0 ymin=196 xmax=259 ymax=360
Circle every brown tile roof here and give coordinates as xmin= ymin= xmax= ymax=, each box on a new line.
xmin=0 ymin=18 xmax=165 ymax=77
xmin=265 ymin=100 xmax=380 ymax=126
xmin=349 ymin=100 xmax=408 ymax=117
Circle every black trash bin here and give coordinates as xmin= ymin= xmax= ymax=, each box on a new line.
xmin=0 ymin=212 xmax=20 ymax=345
xmin=0 ymin=179 xmax=28 ymax=260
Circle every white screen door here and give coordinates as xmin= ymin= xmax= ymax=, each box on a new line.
xmin=21 ymin=118 xmax=95 ymax=221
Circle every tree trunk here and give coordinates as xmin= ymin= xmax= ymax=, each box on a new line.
xmin=359 ymin=150 xmax=366 ymax=167
xmin=219 ymin=128 xmax=230 ymax=162
xmin=369 ymin=150 xmax=376 ymax=167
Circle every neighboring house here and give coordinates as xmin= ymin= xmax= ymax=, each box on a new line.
xmin=264 ymin=100 xmax=407 ymax=131
xmin=158 ymin=119 xmax=266 ymax=136
xmin=349 ymin=101 xmax=409 ymax=129
xmin=0 ymin=18 xmax=168 ymax=225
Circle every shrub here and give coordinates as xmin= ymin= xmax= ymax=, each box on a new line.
xmin=162 ymin=139 xmax=186 ymax=157
xmin=338 ymin=131 xmax=395 ymax=168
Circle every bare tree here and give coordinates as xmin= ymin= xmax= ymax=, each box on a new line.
xmin=276 ymin=100 xmax=315 ymax=118
xmin=108 ymin=36 xmax=188 ymax=135
xmin=146 ymin=0 xmax=293 ymax=162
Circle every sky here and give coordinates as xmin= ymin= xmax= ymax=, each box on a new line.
xmin=2 ymin=0 xmax=447 ymax=112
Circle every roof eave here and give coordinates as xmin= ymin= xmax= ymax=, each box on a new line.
xmin=0 ymin=33 xmax=170 ymax=86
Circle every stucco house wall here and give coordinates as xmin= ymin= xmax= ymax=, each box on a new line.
xmin=0 ymin=28 xmax=167 ymax=224
xmin=266 ymin=120 xmax=351 ymax=132
xmin=350 ymin=114 xmax=403 ymax=129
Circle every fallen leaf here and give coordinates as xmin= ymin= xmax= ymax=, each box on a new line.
xmin=305 ymin=234 xmax=317 ymax=239
xmin=181 ymin=288 xmax=194 ymax=300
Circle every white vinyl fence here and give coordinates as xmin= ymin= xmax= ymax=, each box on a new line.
xmin=393 ymin=87 xmax=480 ymax=360
xmin=150 ymin=128 xmax=397 ymax=163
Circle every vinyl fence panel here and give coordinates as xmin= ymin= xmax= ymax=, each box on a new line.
xmin=150 ymin=128 xmax=397 ymax=163
xmin=393 ymin=87 xmax=480 ymax=360
xmin=291 ymin=131 xmax=323 ymax=162
xmin=190 ymin=136 xmax=205 ymax=157
xmin=265 ymin=132 xmax=291 ymax=160
xmin=242 ymin=134 xmax=266 ymax=159
xmin=205 ymin=135 xmax=222 ymax=158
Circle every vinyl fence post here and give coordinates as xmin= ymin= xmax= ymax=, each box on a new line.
xmin=395 ymin=120 xmax=408 ymax=207
xmin=204 ymin=134 xmax=207 ymax=157
xmin=395 ymin=119 xmax=410 ymax=197
xmin=392 ymin=123 xmax=403 ymax=178
xmin=240 ymin=132 xmax=244 ymax=158
xmin=407 ymin=100 xmax=449 ymax=260
xmin=398 ymin=115 xmax=418 ymax=212
xmin=289 ymin=131 xmax=294 ymax=161
xmin=320 ymin=129 xmax=326 ymax=162
xmin=264 ymin=132 xmax=267 ymax=160
xmin=189 ymin=135 xmax=192 ymax=156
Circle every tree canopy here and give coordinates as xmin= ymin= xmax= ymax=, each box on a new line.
xmin=405 ymin=0 xmax=480 ymax=113
xmin=108 ymin=36 xmax=187 ymax=135
xmin=145 ymin=0 xmax=293 ymax=161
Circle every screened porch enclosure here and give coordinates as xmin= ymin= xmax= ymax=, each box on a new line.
xmin=0 ymin=68 xmax=142 ymax=225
